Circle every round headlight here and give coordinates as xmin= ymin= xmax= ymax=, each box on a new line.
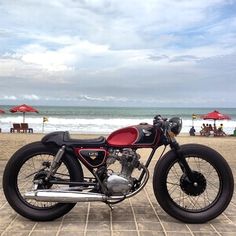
xmin=169 ymin=117 xmax=182 ymax=135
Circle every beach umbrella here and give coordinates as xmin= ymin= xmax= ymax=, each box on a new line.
xmin=10 ymin=104 xmax=38 ymax=123
xmin=201 ymin=110 xmax=231 ymax=124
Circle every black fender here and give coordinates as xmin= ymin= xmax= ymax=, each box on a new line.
xmin=41 ymin=131 xmax=66 ymax=146
xmin=41 ymin=132 xmax=84 ymax=178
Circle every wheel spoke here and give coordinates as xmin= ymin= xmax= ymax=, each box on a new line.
xmin=207 ymin=181 xmax=220 ymax=191
xmin=167 ymin=181 xmax=180 ymax=186
xmin=171 ymin=164 xmax=182 ymax=179
xmin=24 ymin=167 xmax=47 ymax=178
xmin=17 ymin=153 xmax=71 ymax=209
xmin=167 ymin=157 xmax=220 ymax=212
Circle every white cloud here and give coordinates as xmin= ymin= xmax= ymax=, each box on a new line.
xmin=79 ymin=95 xmax=128 ymax=102
xmin=0 ymin=0 xmax=235 ymax=107
xmin=2 ymin=95 xmax=17 ymax=100
xmin=1 ymin=40 xmax=110 ymax=73
xmin=22 ymin=94 xmax=40 ymax=100
xmin=0 ymin=94 xmax=40 ymax=101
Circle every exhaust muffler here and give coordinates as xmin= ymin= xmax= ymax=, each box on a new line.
xmin=24 ymin=190 xmax=109 ymax=203
xmin=24 ymin=165 xmax=149 ymax=203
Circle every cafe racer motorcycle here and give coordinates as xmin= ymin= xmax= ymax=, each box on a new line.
xmin=3 ymin=115 xmax=234 ymax=223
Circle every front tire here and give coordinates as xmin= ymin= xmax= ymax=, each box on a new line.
xmin=3 ymin=141 xmax=83 ymax=221
xmin=153 ymin=144 xmax=234 ymax=223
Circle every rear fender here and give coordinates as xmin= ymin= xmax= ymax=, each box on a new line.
xmin=41 ymin=131 xmax=66 ymax=146
xmin=41 ymin=132 xmax=84 ymax=178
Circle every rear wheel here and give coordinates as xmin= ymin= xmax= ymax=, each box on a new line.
xmin=153 ymin=144 xmax=234 ymax=223
xmin=3 ymin=141 xmax=83 ymax=221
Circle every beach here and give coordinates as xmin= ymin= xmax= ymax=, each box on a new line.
xmin=0 ymin=133 xmax=236 ymax=161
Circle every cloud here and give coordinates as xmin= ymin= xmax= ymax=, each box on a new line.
xmin=0 ymin=0 xmax=236 ymax=107
xmin=79 ymin=95 xmax=128 ymax=102
xmin=0 ymin=94 xmax=40 ymax=101
xmin=22 ymin=94 xmax=40 ymax=100
xmin=2 ymin=95 xmax=17 ymax=100
xmin=6 ymin=41 xmax=109 ymax=72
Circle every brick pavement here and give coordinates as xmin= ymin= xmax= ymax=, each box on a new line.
xmin=0 ymin=138 xmax=236 ymax=236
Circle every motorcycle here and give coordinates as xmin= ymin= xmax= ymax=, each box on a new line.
xmin=3 ymin=115 xmax=234 ymax=223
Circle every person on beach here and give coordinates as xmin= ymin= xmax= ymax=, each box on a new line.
xmin=213 ymin=124 xmax=217 ymax=133
xmin=200 ymin=123 xmax=206 ymax=136
xmin=200 ymin=123 xmax=210 ymax=136
xmin=206 ymin=124 xmax=209 ymax=132
xmin=189 ymin=126 xmax=196 ymax=136
xmin=218 ymin=124 xmax=223 ymax=131
xmin=209 ymin=124 xmax=214 ymax=135
xmin=230 ymin=127 xmax=236 ymax=136
xmin=216 ymin=123 xmax=226 ymax=136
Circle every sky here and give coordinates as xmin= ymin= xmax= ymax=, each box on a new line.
xmin=0 ymin=0 xmax=236 ymax=107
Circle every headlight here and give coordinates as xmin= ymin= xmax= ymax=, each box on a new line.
xmin=169 ymin=117 xmax=182 ymax=135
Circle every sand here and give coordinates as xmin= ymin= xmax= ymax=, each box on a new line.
xmin=0 ymin=133 xmax=236 ymax=164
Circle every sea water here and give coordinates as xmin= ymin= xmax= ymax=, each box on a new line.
xmin=0 ymin=106 xmax=236 ymax=135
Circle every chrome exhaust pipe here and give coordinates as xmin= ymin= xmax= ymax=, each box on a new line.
xmin=24 ymin=164 xmax=149 ymax=203
xmin=24 ymin=190 xmax=108 ymax=203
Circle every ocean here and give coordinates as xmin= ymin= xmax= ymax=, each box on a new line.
xmin=0 ymin=106 xmax=236 ymax=135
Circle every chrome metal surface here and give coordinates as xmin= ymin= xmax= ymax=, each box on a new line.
xmin=24 ymin=164 xmax=149 ymax=203
xmin=24 ymin=191 xmax=107 ymax=203
xmin=106 ymin=174 xmax=131 ymax=195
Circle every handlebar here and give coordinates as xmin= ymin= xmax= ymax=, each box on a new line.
xmin=153 ymin=115 xmax=182 ymax=136
xmin=153 ymin=115 xmax=169 ymax=129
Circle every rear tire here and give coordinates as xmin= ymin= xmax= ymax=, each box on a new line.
xmin=3 ymin=141 xmax=83 ymax=221
xmin=153 ymin=144 xmax=234 ymax=223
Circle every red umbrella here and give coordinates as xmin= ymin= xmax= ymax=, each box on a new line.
xmin=201 ymin=110 xmax=231 ymax=124
xmin=10 ymin=104 xmax=38 ymax=122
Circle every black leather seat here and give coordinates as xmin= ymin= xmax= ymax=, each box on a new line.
xmin=63 ymin=131 xmax=106 ymax=147
xmin=42 ymin=131 xmax=107 ymax=147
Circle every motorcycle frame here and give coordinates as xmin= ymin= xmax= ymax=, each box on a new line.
xmin=48 ymin=132 xmax=194 ymax=198
xmin=46 ymin=128 xmax=168 ymax=192
xmin=42 ymin=119 xmax=196 ymax=200
xmin=47 ymin=147 xmax=160 ymax=192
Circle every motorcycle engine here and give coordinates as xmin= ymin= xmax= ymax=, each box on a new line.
xmin=104 ymin=148 xmax=141 ymax=196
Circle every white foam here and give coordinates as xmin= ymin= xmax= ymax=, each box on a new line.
xmin=0 ymin=115 xmax=235 ymax=135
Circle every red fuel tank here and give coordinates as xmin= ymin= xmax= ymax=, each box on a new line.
xmin=107 ymin=124 xmax=159 ymax=147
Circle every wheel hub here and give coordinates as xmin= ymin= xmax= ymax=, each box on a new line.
xmin=180 ymin=171 xmax=206 ymax=196
xmin=34 ymin=171 xmax=52 ymax=189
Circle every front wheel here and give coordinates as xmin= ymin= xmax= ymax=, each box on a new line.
xmin=153 ymin=144 xmax=234 ymax=223
xmin=3 ymin=141 xmax=83 ymax=221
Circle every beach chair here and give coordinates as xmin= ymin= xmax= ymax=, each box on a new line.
xmin=200 ymin=127 xmax=210 ymax=136
xmin=21 ymin=123 xmax=33 ymax=133
xmin=10 ymin=123 xmax=21 ymax=133
xmin=214 ymin=129 xmax=226 ymax=137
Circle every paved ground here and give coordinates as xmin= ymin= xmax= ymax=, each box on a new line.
xmin=0 ymin=139 xmax=236 ymax=235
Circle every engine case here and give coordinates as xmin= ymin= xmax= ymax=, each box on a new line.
xmin=106 ymin=174 xmax=132 ymax=195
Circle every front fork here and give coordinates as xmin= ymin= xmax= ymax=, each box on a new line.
xmin=169 ymin=138 xmax=195 ymax=182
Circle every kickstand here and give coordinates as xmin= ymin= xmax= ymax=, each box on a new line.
xmin=107 ymin=203 xmax=114 ymax=211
